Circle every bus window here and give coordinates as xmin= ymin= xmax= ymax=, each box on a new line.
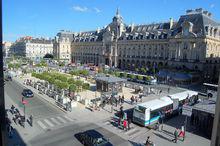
xmin=136 ymin=106 xmax=146 ymax=114
xmin=150 ymin=110 xmax=160 ymax=119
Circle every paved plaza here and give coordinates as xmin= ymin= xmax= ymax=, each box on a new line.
xmin=4 ymin=75 xmax=211 ymax=146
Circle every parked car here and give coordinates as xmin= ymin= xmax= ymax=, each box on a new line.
xmin=75 ymin=130 xmax=112 ymax=146
xmin=22 ymin=89 xmax=34 ymax=98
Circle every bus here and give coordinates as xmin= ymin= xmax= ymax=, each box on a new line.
xmin=133 ymin=90 xmax=198 ymax=127
xmin=203 ymin=83 xmax=218 ymax=98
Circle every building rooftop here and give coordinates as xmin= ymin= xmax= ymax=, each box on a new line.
xmin=192 ymin=97 xmax=216 ymax=114
xmin=95 ymin=76 xmax=126 ymax=83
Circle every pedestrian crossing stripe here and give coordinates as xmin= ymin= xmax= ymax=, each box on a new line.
xmin=56 ymin=116 xmax=66 ymax=123
xmin=63 ymin=115 xmax=74 ymax=121
xmin=37 ymin=121 xmax=47 ymax=130
xmin=44 ymin=119 xmax=54 ymax=127
xmin=50 ymin=117 xmax=61 ymax=125
xmin=36 ymin=116 xmax=75 ymax=130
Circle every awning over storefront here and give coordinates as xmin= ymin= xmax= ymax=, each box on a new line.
xmin=173 ymin=73 xmax=191 ymax=81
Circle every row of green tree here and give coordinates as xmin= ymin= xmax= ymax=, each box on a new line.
xmin=69 ymin=70 xmax=89 ymax=76
xmin=31 ymin=72 xmax=90 ymax=92
xmin=8 ymin=63 xmax=21 ymax=69
xmin=35 ymin=60 xmax=47 ymax=67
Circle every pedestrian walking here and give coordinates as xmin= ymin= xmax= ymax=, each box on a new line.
xmin=130 ymin=96 xmax=134 ymax=105
xmin=12 ymin=116 xmax=17 ymax=125
xmin=115 ymin=98 xmax=118 ymax=107
xmin=145 ymin=136 xmax=152 ymax=146
xmin=135 ymin=96 xmax=138 ymax=104
xmin=29 ymin=115 xmax=33 ymax=127
xmin=128 ymin=118 xmax=131 ymax=130
xmin=121 ymin=95 xmax=124 ymax=104
xmin=118 ymin=96 xmax=121 ymax=105
xmin=168 ymin=87 xmax=170 ymax=93
xmin=178 ymin=126 xmax=185 ymax=141
xmin=11 ymin=105 xmax=15 ymax=114
xmin=172 ymin=128 xmax=178 ymax=143
xmin=139 ymin=95 xmax=142 ymax=102
xmin=123 ymin=120 xmax=128 ymax=131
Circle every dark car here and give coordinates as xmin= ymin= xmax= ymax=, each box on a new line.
xmin=22 ymin=89 xmax=34 ymax=98
xmin=75 ymin=130 xmax=112 ymax=146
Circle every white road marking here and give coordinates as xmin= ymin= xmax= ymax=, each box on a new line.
xmin=125 ymin=127 xmax=137 ymax=134
xmin=37 ymin=121 xmax=47 ymax=130
xmin=44 ymin=119 xmax=54 ymax=127
xmin=57 ymin=116 xmax=67 ymax=123
xmin=50 ymin=117 xmax=62 ymax=125
xmin=63 ymin=115 xmax=74 ymax=121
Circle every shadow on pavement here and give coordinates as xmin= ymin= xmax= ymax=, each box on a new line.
xmin=153 ymin=132 xmax=173 ymax=143
xmin=163 ymin=115 xmax=185 ymax=129
xmin=6 ymin=128 xmax=27 ymax=146
xmin=161 ymin=129 xmax=175 ymax=138
xmin=128 ymin=140 xmax=143 ymax=146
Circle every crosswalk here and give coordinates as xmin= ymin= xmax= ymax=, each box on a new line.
xmin=36 ymin=115 xmax=75 ymax=130
xmin=102 ymin=119 xmax=145 ymax=138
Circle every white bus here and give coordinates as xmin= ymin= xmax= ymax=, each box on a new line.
xmin=133 ymin=90 xmax=198 ymax=127
xmin=203 ymin=83 xmax=218 ymax=98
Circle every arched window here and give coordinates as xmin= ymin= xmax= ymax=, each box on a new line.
xmin=184 ymin=43 xmax=188 ymax=49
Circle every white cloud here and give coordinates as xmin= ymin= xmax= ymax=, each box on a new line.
xmin=94 ymin=7 xmax=101 ymax=13
xmin=72 ymin=6 xmax=88 ymax=12
xmin=210 ymin=4 xmax=215 ymax=8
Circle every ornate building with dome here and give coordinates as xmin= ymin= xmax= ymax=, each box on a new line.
xmin=55 ymin=8 xmax=220 ymax=82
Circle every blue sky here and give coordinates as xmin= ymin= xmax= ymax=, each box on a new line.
xmin=3 ymin=0 xmax=220 ymax=41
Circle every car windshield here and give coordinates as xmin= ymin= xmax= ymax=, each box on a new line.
xmin=96 ymin=137 xmax=106 ymax=144
xmin=27 ymin=91 xmax=32 ymax=94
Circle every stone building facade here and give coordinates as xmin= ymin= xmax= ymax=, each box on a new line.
xmin=10 ymin=36 xmax=53 ymax=61
xmin=71 ymin=8 xmax=220 ymax=82
xmin=53 ymin=31 xmax=73 ymax=63
xmin=2 ymin=41 xmax=12 ymax=58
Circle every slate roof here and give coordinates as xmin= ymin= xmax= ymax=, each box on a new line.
xmin=70 ymin=8 xmax=220 ymax=43
xmin=172 ymin=10 xmax=220 ymax=36
xmin=96 ymin=76 xmax=126 ymax=83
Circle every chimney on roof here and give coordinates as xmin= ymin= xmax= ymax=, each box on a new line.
xmin=203 ymin=11 xmax=209 ymax=15
xmin=208 ymin=12 xmax=212 ymax=17
xmin=131 ymin=23 xmax=134 ymax=32
xmin=195 ymin=8 xmax=203 ymax=13
xmin=170 ymin=18 xmax=173 ymax=29
xmin=186 ymin=9 xmax=193 ymax=14
xmin=97 ymin=27 xmax=100 ymax=33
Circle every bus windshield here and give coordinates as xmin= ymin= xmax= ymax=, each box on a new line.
xmin=135 ymin=106 xmax=146 ymax=114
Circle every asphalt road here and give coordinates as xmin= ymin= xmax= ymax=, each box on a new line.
xmin=29 ymin=122 xmax=132 ymax=146
xmin=4 ymin=80 xmax=63 ymax=119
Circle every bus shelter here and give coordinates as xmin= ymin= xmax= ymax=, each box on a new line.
xmin=95 ymin=76 xmax=126 ymax=93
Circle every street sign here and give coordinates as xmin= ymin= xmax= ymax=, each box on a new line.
xmin=182 ymin=105 xmax=193 ymax=116
xmin=22 ymin=100 xmax=28 ymax=105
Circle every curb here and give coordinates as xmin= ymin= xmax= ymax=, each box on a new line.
xmin=13 ymin=78 xmax=67 ymax=113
